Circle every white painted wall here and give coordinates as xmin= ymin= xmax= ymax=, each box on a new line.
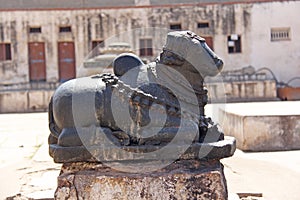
xmin=213 ymin=4 xmax=253 ymax=71
xmin=250 ymin=1 xmax=300 ymax=86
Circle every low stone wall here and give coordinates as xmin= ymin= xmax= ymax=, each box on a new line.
xmin=0 ymin=79 xmax=278 ymax=113
xmin=206 ymin=80 xmax=277 ymax=103
xmin=0 ymin=90 xmax=54 ymax=113
xmin=220 ymin=101 xmax=300 ymax=151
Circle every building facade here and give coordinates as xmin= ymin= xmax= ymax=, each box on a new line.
xmin=0 ymin=0 xmax=299 ymax=87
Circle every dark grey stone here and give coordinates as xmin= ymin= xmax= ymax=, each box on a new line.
xmin=49 ymin=136 xmax=236 ymax=163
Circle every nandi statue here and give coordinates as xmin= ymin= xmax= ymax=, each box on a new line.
xmin=48 ymin=31 xmax=235 ymax=163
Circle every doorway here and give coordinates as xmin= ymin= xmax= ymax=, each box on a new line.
xmin=58 ymin=42 xmax=76 ymax=82
xmin=28 ymin=42 xmax=46 ymax=82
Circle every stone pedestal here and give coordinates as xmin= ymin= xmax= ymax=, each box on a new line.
xmin=55 ymin=160 xmax=228 ymax=200
xmin=220 ymin=101 xmax=300 ymax=151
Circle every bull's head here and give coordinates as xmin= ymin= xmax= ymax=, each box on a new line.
xmin=162 ymin=31 xmax=223 ymax=77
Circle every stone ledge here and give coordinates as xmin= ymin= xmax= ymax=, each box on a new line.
xmin=49 ymin=136 xmax=236 ymax=163
xmin=220 ymin=101 xmax=300 ymax=151
xmin=55 ymin=160 xmax=228 ymax=200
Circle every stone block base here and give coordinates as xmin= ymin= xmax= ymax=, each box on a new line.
xmin=220 ymin=101 xmax=300 ymax=151
xmin=55 ymin=160 xmax=228 ymax=200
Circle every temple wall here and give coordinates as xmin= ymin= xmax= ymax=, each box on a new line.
xmin=0 ymin=1 xmax=299 ymax=86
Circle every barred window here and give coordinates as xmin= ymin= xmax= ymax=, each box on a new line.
xmin=271 ymin=28 xmax=291 ymax=41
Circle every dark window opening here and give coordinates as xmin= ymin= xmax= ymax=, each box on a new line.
xmin=227 ymin=35 xmax=241 ymax=53
xmin=198 ymin=22 xmax=209 ymax=28
xmin=170 ymin=24 xmax=182 ymax=30
xmin=92 ymin=40 xmax=105 ymax=50
xmin=59 ymin=26 xmax=72 ymax=33
xmin=139 ymin=39 xmax=153 ymax=56
xmin=0 ymin=43 xmax=11 ymax=61
xmin=29 ymin=27 xmax=42 ymax=33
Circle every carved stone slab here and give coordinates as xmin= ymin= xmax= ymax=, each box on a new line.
xmin=49 ymin=136 xmax=236 ymax=163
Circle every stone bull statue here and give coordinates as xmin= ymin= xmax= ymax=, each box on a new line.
xmin=48 ymin=31 xmax=226 ymax=163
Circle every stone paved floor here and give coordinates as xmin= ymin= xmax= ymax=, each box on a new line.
xmin=0 ymin=112 xmax=61 ymax=200
xmin=223 ymin=149 xmax=300 ymax=200
xmin=0 ymin=110 xmax=300 ymax=200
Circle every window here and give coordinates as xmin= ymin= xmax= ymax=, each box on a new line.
xmin=271 ymin=28 xmax=291 ymax=41
xmin=29 ymin=27 xmax=42 ymax=33
xmin=170 ymin=24 xmax=182 ymax=30
xmin=92 ymin=40 xmax=105 ymax=50
xmin=139 ymin=39 xmax=153 ymax=56
xmin=227 ymin=34 xmax=241 ymax=53
xmin=0 ymin=43 xmax=11 ymax=61
xmin=59 ymin=26 xmax=72 ymax=33
xmin=198 ymin=22 xmax=209 ymax=28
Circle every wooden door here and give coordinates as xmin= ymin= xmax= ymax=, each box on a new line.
xmin=28 ymin=42 xmax=46 ymax=82
xmin=203 ymin=36 xmax=214 ymax=50
xmin=58 ymin=42 xmax=76 ymax=82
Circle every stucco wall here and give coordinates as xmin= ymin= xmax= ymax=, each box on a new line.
xmin=250 ymin=1 xmax=300 ymax=86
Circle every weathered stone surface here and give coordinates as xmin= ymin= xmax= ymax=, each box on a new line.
xmin=205 ymin=80 xmax=277 ymax=103
xmin=49 ymin=136 xmax=236 ymax=163
xmin=220 ymin=101 xmax=300 ymax=151
xmin=55 ymin=160 xmax=228 ymax=200
xmin=0 ymin=90 xmax=54 ymax=113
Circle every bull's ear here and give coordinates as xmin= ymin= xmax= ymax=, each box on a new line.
xmin=113 ymin=53 xmax=144 ymax=77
